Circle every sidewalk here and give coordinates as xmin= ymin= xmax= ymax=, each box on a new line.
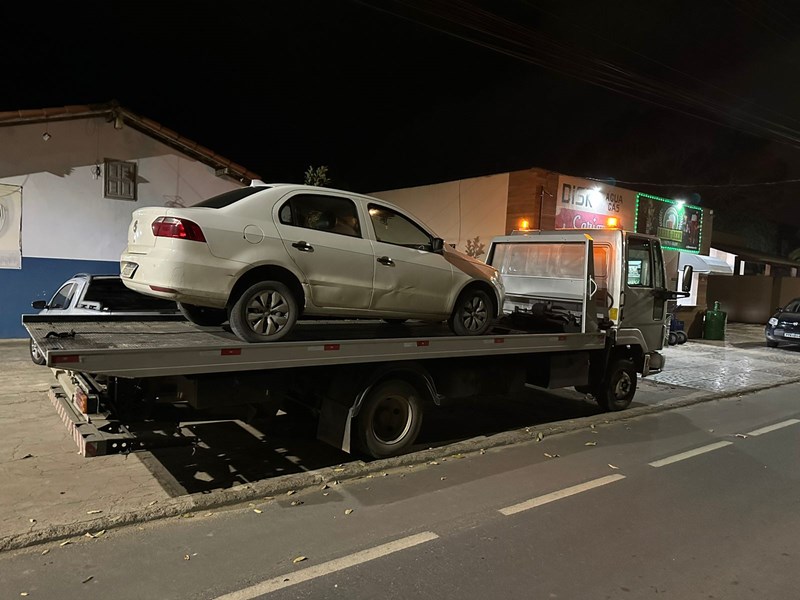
xmin=1 ymin=322 xmax=798 ymax=552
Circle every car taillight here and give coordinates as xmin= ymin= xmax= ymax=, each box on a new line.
xmin=151 ymin=217 xmax=206 ymax=242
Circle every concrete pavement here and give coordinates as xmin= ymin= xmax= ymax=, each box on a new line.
xmin=1 ymin=322 xmax=798 ymax=552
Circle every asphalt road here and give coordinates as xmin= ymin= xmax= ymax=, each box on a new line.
xmin=1 ymin=382 xmax=798 ymax=600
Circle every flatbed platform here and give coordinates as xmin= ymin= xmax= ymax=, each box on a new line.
xmin=23 ymin=315 xmax=608 ymax=378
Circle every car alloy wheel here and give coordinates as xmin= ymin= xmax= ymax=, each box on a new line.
xmin=230 ymin=280 xmax=298 ymax=343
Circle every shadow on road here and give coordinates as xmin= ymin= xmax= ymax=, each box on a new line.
xmin=135 ymin=387 xmax=612 ymax=498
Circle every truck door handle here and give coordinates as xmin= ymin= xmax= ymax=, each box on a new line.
xmin=377 ymin=256 xmax=395 ymax=266
xmin=292 ymin=241 xmax=314 ymax=252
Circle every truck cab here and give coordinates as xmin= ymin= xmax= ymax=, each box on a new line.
xmin=486 ymin=227 xmax=691 ymax=377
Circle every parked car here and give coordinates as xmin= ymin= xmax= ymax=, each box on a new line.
xmin=765 ymin=298 xmax=800 ymax=347
xmin=120 ymin=183 xmax=505 ymax=343
xmin=29 ymin=273 xmax=180 ymax=364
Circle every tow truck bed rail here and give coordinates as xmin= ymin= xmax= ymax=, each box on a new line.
xmin=23 ymin=315 xmax=608 ymax=378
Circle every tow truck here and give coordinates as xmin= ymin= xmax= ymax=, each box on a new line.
xmin=23 ymin=228 xmax=691 ymax=459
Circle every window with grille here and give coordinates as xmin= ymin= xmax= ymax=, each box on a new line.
xmin=104 ymin=159 xmax=137 ymax=201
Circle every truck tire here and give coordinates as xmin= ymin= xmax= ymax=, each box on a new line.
xmin=29 ymin=339 xmax=46 ymax=365
xmin=593 ymin=358 xmax=637 ymax=411
xmin=229 ymin=280 xmax=298 ymax=343
xmin=178 ymin=302 xmax=228 ymax=326
xmin=356 ymin=379 xmax=423 ymax=459
xmin=449 ymin=288 xmax=493 ymax=336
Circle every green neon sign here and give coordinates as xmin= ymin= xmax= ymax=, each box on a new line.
xmin=635 ymin=192 xmax=702 ymax=253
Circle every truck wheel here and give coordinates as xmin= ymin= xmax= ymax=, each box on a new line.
xmin=593 ymin=358 xmax=637 ymax=411
xmin=229 ymin=281 xmax=298 ymax=343
xmin=29 ymin=339 xmax=46 ymax=365
xmin=178 ymin=302 xmax=228 ymax=326
xmin=357 ymin=380 xmax=423 ymax=459
xmin=449 ymin=288 xmax=493 ymax=336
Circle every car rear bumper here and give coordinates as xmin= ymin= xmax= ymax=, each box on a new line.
xmin=120 ymin=248 xmax=244 ymax=308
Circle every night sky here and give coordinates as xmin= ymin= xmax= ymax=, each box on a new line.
xmin=7 ymin=1 xmax=800 ymax=249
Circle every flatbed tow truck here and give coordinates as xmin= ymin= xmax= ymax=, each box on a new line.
xmin=22 ymin=230 xmax=691 ymax=459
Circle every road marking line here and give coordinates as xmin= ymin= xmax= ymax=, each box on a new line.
xmin=648 ymin=441 xmax=732 ymax=468
xmin=499 ymin=474 xmax=626 ymax=516
xmin=747 ymin=419 xmax=800 ymax=437
xmin=212 ymin=532 xmax=439 ymax=600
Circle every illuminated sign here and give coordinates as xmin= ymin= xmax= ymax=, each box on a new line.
xmin=635 ymin=193 xmax=702 ymax=253
xmin=555 ymin=175 xmax=636 ymax=230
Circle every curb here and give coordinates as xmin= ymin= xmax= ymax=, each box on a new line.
xmin=3 ymin=375 xmax=799 ymax=553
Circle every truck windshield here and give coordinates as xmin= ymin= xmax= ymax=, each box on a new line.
xmin=84 ymin=278 xmax=177 ymax=311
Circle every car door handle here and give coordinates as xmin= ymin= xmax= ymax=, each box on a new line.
xmin=377 ymin=256 xmax=395 ymax=266
xmin=292 ymin=241 xmax=314 ymax=252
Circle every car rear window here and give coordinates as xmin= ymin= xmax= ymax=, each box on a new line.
xmin=84 ymin=278 xmax=177 ymax=311
xmin=194 ymin=186 xmax=268 ymax=209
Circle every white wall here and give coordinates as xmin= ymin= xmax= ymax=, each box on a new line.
xmin=371 ymin=173 xmax=510 ymax=258
xmin=0 ymin=118 xmax=241 ymax=262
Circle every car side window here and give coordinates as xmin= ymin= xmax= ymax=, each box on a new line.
xmin=368 ymin=204 xmax=432 ymax=251
xmin=49 ymin=283 xmax=77 ymax=309
xmin=280 ymin=195 xmax=361 ymax=238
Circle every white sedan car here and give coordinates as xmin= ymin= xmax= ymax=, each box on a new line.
xmin=120 ymin=183 xmax=504 ymax=343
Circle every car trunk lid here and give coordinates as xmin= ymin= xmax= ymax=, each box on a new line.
xmin=126 ymin=208 xmax=174 ymax=254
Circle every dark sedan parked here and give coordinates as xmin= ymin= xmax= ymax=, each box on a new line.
xmin=765 ymin=298 xmax=800 ymax=347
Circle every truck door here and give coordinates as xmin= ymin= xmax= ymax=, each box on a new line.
xmin=621 ymin=235 xmax=667 ymax=351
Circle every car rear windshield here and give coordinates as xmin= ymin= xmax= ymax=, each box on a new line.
xmin=194 ymin=187 xmax=268 ymax=209
xmin=83 ymin=278 xmax=177 ymax=311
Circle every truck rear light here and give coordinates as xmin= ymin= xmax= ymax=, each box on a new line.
xmin=75 ymin=388 xmax=89 ymax=413
xmin=51 ymin=354 xmax=80 ymax=364
xmin=151 ymin=217 xmax=207 ymax=242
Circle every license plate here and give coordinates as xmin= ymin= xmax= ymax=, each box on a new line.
xmin=785 ymin=332 xmax=800 ymax=339
xmin=121 ymin=262 xmax=138 ymax=279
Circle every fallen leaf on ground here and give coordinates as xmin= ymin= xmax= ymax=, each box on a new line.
xmin=253 ymin=509 xmax=262 ymax=514
xmin=86 ymin=510 xmax=102 ymax=515
xmin=429 ymin=461 xmax=439 ymax=466
xmin=148 ymin=501 xmax=158 ymax=506
xmin=184 ymin=555 xmax=190 ymax=561
xmin=286 ymin=490 xmax=295 ymax=496
xmin=608 ymin=464 xmax=619 ymax=469
xmin=544 ymin=453 xmax=560 ymax=459
xmin=333 ymin=468 xmax=345 ymax=472
xmin=29 ymin=519 xmax=36 ymax=524
xmin=536 ymin=432 xmax=544 ymax=442
xmin=585 ymin=441 xmax=597 ymax=446
xmin=735 ymin=433 xmax=748 ymax=438
xmin=321 ymin=484 xmax=329 ymax=490
xmin=21 ymin=454 xmax=33 ymax=459
xmin=21 ymin=592 xmax=29 ymax=596
xmin=59 ymin=541 xmax=71 ymax=547
xmin=293 ymin=556 xmax=307 ymax=564
xmin=41 ymin=549 xmax=50 ymax=556
xmin=291 ymin=501 xmax=304 ymax=506
xmin=345 ymin=509 xmax=354 ymax=515
xmin=440 ymin=476 xmax=447 ymax=481
xmin=82 ymin=576 xmax=93 ymax=584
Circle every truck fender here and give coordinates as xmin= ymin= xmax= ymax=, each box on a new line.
xmin=316 ymin=362 xmax=438 ymax=454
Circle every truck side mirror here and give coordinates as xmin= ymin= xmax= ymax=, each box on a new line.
xmin=681 ymin=265 xmax=693 ymax=293
xmin=431 ymin=237 xmax=445 ymax=254
xmin=31 ymin=300 xmax=47 ymax=310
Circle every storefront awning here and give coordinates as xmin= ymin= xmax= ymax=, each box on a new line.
xmin=678 ymin=252 xmax=733 ymax=275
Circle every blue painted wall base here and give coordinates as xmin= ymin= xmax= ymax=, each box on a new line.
xmin=0 ymin=257 xmax=119 ymax=338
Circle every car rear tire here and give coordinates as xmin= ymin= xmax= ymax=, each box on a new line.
xmin=593 ymin=358 xmax=637 ymax=411
xmin=356 ymin=379 xmax=423 ymax=459
xmin=29 ymin=339 xmax=46 ymax=365
xmin=449 ymin=288 xmax=494 ymax=336
xmin=767 ymin=339 xmax=779 ymax=348
xmin=178 ymin=302 xmax=228 ymax=326
xmin=229 ymin=281 xmax=298 ymax=343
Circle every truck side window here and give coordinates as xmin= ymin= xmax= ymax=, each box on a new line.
xmin=49 ymin=283 xmax=77 ymax=309
xmin=627 ymin=238 xmax=652 ymax=287
xmin=368 ymin=204 xmax=432 ymax=250
xmin=652 ymin=240 xmax=665 ymax=289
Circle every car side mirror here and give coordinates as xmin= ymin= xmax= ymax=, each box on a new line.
xmin=681 ymin=265 xmax=693 ymax=293
xmin=431 ymin=237 xmax=445 ymax=254
xmin=31 ymin=300 xmax=47 ymax=310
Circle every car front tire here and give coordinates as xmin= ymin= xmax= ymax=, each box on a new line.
xmin=29 ymin=339 xmax=46 ymax=365
xmin=229 ymin=281 xmax=298 ymax=343
xmin=178 ymin=302 xmax=228 ymax=326
xmin=449 ymin=288 xmax=494 ymax=336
